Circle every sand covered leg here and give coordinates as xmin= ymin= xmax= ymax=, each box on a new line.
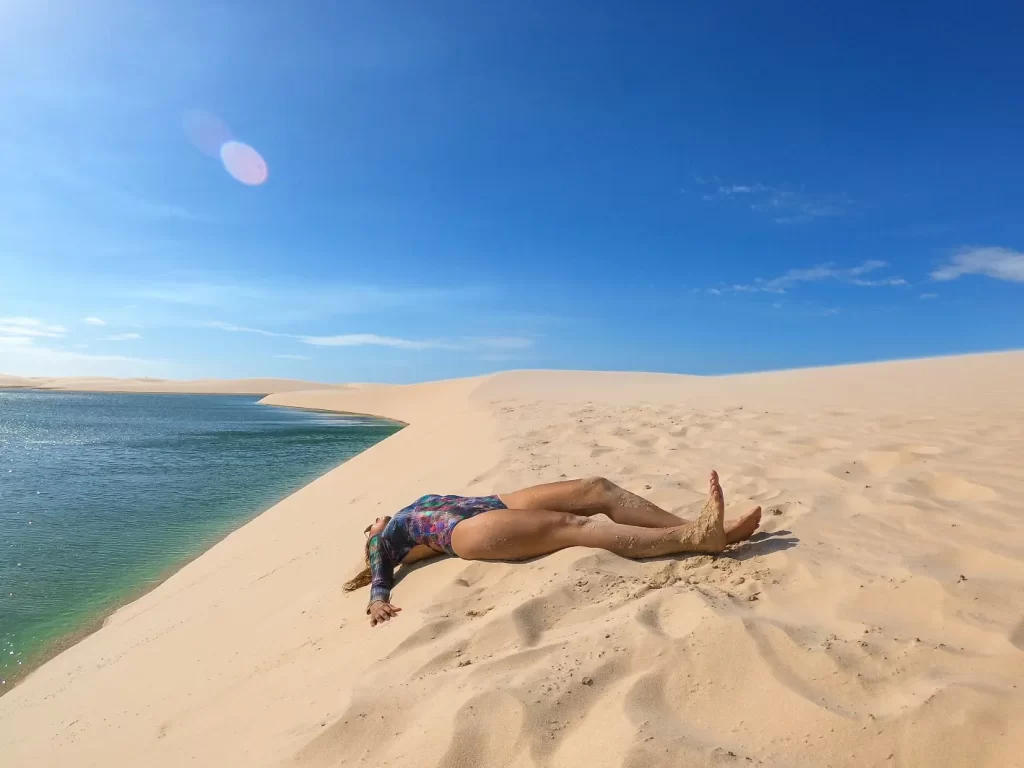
xmin=453 ymin=471 xmax=727 ymax=560
xmin=499 ymin=475 xmax=761 ymax=542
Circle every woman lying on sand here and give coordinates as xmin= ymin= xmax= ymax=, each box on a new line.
xmin=346 ymin=472 xmax=762 ymax=626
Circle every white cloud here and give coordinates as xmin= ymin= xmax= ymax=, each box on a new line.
xmin=695 ymin=178 xmax=849 ymax=223
xmin=0 ymin=318 xmax=163 ymax=375
xmin=730 ymin=261 xmax=908 ymax=294
xmin=204 ymin=321 xmax=287 ymax=338
xmin=302 ymin=334 xmax=532 ymax=352
xmin=83 ymin=316 xmax=107 ymax=325
xmin=101 ymin=333 xmax=142 ymax=341
xmin=931 ymin=246 xmax=1024 ymax=283
xmin=0 ymin=317 xmax=158 ymax=375
xmin=848 ymin=260 xmax=888 ymax=276
xmin=274 ymin=354 xmax=310 ymax=361
xmin=850 ymin=277 xmax=909 ymax=287
xmin=919 ymin=293 xmax=939 ymax=300
xmin=707 ymin=288 xmax=722 ymax=296
xmin=0 ymin=343 xmax=164 ymax=377
xmin=301 ymin=334 xmax=447 ymax=350
xmin=0 ymin=317 xmax=67 ymax=338
xmin=205 ymin=320 xmax=533 ymax=353
xmin=205 ymin=321 xmax=443 ymax=349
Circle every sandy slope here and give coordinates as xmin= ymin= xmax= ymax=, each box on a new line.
xmin=2 ymin=352 xmax=1023 ymax=767
xmin=0 ymin=376 xmax=339 ymax=395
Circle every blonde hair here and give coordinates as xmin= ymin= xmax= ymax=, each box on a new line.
xmin=342 ymin=538 xmax=372 ymax=592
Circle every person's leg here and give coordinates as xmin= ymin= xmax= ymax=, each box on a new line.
xmin=499 ymin=476 xmax=681 ymax=526
xmin=454 ymin=472 xmax=727 ymax=560
xmin=498 ymin=472 xmax=761 ymax=544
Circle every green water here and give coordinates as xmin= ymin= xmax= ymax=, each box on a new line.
xmin=0 ymin=391 xmax=401 ymax=686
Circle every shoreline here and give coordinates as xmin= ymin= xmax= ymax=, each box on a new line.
xmin=260 ymin=401 xmax=410 ymax=427
xmin=2 ymin=522 xmax=257 ymax=693
xmin=0 ymin=396 xmax=405 ymax=696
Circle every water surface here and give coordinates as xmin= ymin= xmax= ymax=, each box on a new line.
xmin=0 ymin=391 xmax=401 ymax=686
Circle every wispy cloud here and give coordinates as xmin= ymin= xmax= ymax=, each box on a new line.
xmin=274 ymin=354 xmax=310 ymax=361
xmin=850 ymin=276 xmax=910 ymax=287
xmin=300 ymin=333 xmax=439 ymax=349
xmin=83 ymin=316 xmax=107 ymax=326
xmin=2 ymin=344 xmax=161 ymax=375
xmin=204 ymin=321 xmax=287 ymax=338
xmin=729 ymin=260 xmax=907 ymax=294
xmin=0 ymin=335 xmax=34 ymax=347
xmin=206 ymin=319 xmax=533 ymax=353
xmin=0 ymin=315 xmax=162 ymax=376
xmin=101 ymin=333 xmax=143 ymax=341
xmin=0 ymin=317 xmax=67 ymax=338
xmin=205 ymin=322 xmax=437 ymax=349
xmin=693 ymin=176 xmax=850 ymax=223
xmin=931 ymin=246 xmax=1024 ymax=283
xmin=919 ymin=293 xmax=939 ymax=300
xmin=302 ymin=334 xmax=533 ymax=351
xmin=127 ymin=279 xmax=465 ymax=318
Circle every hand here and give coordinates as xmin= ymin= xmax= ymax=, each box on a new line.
xmin=368 ymin=600 xmax=401 ymax=627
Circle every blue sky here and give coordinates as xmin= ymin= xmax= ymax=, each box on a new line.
xmin=1 ymin=0 xmax=1022 ymax=382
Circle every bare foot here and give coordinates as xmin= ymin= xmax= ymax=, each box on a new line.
xmin=690 ymin=470 xmax=727 ymax=553
xmin=725 ymin=507 xmax=762 ymax=545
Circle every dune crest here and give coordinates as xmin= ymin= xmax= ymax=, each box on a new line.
xmin=2 ymin=351 xmax=1023 ymax=766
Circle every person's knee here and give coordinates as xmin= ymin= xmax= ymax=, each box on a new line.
xmin=583 ymin=476 xmax=613 ymax=497
xmin=552 ymin=511 xmax=588 ymax=530
xmin=580 ymin=476 xmax=616 ymax=509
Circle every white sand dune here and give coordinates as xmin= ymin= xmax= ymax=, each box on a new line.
xmin=2 ymin=352 xmax=1023 ymax=767
xmin=0 ymin=374 xmax=37 ymax=389
xmin=0 ymin=376 xmax=342 ymax=395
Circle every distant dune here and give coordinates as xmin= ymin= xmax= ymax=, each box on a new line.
xmin=2 ymin=351 xmax=1023 ymax=767
xmin=0 ymin=376 xmax=342 ymax=395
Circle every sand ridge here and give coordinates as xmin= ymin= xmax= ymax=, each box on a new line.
xmin=1 ymin=351 xmax=1023 ymax=767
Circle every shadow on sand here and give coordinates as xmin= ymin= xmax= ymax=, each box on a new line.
xmin=720 ymin=529 xmax=799 ymax=561
xmin=389 ymin=528 xmax=800 ymax=587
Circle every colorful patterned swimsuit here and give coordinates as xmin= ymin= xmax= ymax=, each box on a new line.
xmin=367 ymin=494 xmax=507 ymax=604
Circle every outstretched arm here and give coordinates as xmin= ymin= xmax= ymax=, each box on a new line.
xmin=367 ymin=534 xmax=402 ymax=626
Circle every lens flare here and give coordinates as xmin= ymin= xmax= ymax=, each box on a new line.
xmin=183 ymin=110 xmax=233 ymax=157
xmin=220 ymin=140 xmax=268 ymax=186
